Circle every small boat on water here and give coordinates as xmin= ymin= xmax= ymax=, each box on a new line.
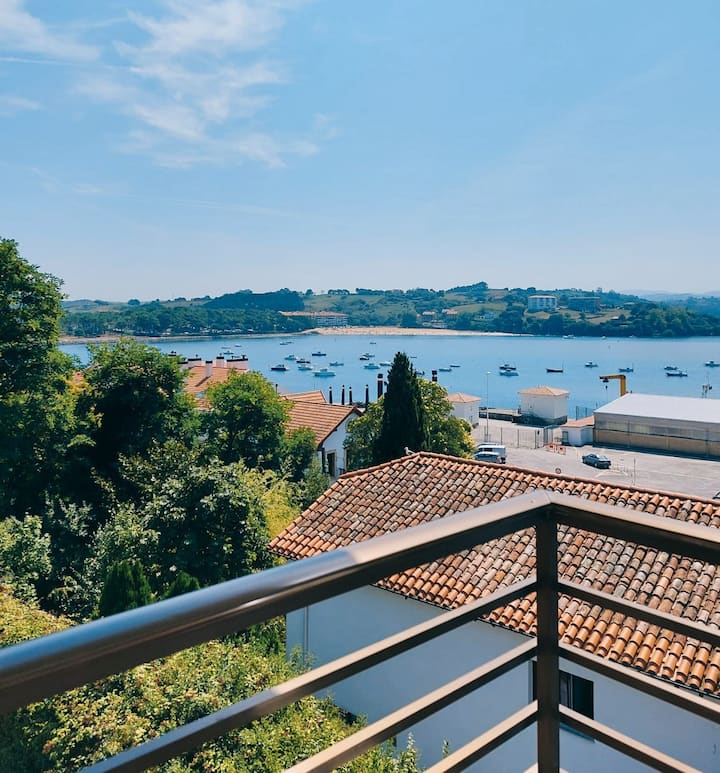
xmin=280 ymin=340 xmax=293 ymax=345
xmin=546 ymin=367 xmax=563 ymax=374
xmin=311 ymin=351 xmax=327 ymax=357
xmin=666 ymin=370 xmax=688 ymax=377
xmin=664 ymin=365 xmax=678 ymax=371
xmin=380 ymin=361 xmax=392 ymax=366
xmin=619 ymin=366 xmax=634 ymax=373
xmin=298 ymin=363 xmax=313 ymax=371
xmin=364 ymin=362 xmax=380 ymax=370
xmin=296 ymin=358 xmax=310 ymax=364
xmin=284 ymin=354 xmax=296 ymax=361
xmin=584 ymin=362 xmax=598 ymax=368
xmin=314 ymin=368 xmax=335 ymax=378
xmin=705 ymin=360 xmax=720 ymax=367
xmin=499 ymin=369 xmax=519 ymax=377
xmin=450 ymin=364 xmax=461 ymax=368
xmin=329 ymin=360 xmax=344 ymax=367
xmin=499 ymin=363 xmax=516 ymax=372
xmin=438 ymin=366 xmax=452 ymax=372
xmin=270 ymin=364 xmax=288 ymax=372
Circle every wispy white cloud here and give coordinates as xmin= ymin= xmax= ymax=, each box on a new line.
xmin=0 ymin=0 xmax=97 ymax=60
xmin=3 ymin=1 xmax=329 ymax=168
xmin=0 ymin=93 xmax=41 ymax=115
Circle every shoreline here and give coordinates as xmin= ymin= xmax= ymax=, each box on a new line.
xmin=58 ymin=327 xmax=517 ymax=345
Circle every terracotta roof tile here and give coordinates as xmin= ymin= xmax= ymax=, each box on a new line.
xmin=270 ymin=452 xmax=720 ymax=695
xmin=284 ymin=400 xmax=361 ymax=447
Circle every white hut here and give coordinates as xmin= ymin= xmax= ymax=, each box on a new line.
xmin=518 ymin=386 xmax=569 ymax=425
xmin=446 ymin=392 xmax=482 ymax=427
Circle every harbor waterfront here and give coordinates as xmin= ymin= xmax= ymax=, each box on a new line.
xmin=60 ymin=333 xmax=720 ymax=417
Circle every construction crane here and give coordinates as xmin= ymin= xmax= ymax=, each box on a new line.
xmin=599 ymin=373 xmax=627 ymax=396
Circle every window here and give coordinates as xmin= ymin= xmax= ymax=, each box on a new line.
xmin=532 ymin=662 xmax=594 ymax=719
xmin=326 ymin=451 xmax=337 ymax=478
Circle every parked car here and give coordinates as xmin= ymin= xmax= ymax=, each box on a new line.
xmin=582 ymin=453 xmax=611 ymax=469
xmin=474 ymin=450 xmax=504 ymax=463
xmin=476 ymin=443 xmax=507 ymax=463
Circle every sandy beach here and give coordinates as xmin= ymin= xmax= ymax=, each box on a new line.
xmin=58 ymin=327 xmax=514 ymax=345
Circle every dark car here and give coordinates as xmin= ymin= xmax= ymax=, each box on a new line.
xmin=582 ymin=453 xmax=611 ymax=469
xmin=473 ymin=450 xmax=503 ymax=463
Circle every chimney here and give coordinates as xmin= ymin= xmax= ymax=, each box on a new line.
xmin=377 ymin=373 xmax=384 ymax=399
xmin=341 ymin=385 xmax=345 ymax=405
xmin=328 ymin=386 xmax=333 ymax=404
xmin=432 ymin=369 xmax=438 ymax=383
xmin=365 ymin=384 xmax=369 ymax=407
xmin=215 ymin=354 xmax=226 ymax=368
xmin=205 ymin=360 xmax=213 ymax=379
xmin=349 ymin=386 xmax=353 ymax=404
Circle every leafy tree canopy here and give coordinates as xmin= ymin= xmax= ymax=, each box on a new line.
xmin=203 ymin=371 xmax=288 ymax=468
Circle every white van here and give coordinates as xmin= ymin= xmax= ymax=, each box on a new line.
xmin=475 ymin=443 xmax=507 ymax=463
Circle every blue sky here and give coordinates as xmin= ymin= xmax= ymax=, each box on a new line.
xmin=1 ymin=1 xmax=718 ymax=300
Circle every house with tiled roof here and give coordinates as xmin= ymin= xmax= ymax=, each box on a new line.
xmin=270 ymin=452 xmax=720 ymax=771
xmin=519 ymin=385 xmax=570 ymax=424
xmin=446 ymin=392 xmax=481 ymax=427
xmin=182 ymin=356 xmax=249 ymax=409
xmin=283 ymin=391 xmax=361 ymax=478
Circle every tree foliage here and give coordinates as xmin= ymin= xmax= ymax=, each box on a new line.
xmin=374 ymin=353 xmax=427 ymax=463
xmin=0 ymin=238 xmax=75 ymax=515
xmin=0 ymin=516 xmax=52 ymax=603
xmin=345 ymin=378 xmax=474 ymax=471
xmin=0 ymin=595 xmax=420 ymax=772
xmin=203 ymin=371 xmax=288 ymax=468
xmin=98 ymin=559 xmax=153 ymax=617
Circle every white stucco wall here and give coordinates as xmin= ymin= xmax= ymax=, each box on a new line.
xmin=316 ymin=415 xmax=355 ymax=476
xmin=286 ymin=585 xmax=720 ymax=771
xmin=519 ymin=392 xmax=568 ymax=423
xmin=449 ymin=399 xmax=480 ymax=427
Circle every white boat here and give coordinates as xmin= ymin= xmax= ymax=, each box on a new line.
xmin=314 ymin=368 xmax=336 ymax=378
xmin=364 ymin=362 xmax=380 ymax=370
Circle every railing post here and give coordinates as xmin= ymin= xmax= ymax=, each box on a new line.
xmin=536 ymin=510 xmax=560 ymax=772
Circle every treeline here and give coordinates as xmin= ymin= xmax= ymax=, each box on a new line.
xmin=492 ymin=302 xmax=720 ymax=337
xmin=62 ymin=303 xmax=310 ymax=337
xmin=0 ymin=238 xmax=420 ymax=771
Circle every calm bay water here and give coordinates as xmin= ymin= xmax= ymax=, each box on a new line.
xmin=60 ymin=334 xmax=720 ymax=416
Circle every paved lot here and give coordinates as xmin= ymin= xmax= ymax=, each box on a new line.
xmin=471 ymin=420 xmax=720 ymax=501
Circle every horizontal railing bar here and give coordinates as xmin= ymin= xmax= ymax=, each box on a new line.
xmin=424 ymin=702 xmax=537 ymax=773
xmin=0 ymin=492 xmax=548 ymax=713
xmin=558 ymin=580 xmax=720 ymax=650
xmin=285 ymin=639 xmax=537 ymax=773
xmin=559 ymin=643 xmax=720 ymax=725
xmin=559 ymin=706 xmax=701 ymax=773
xmin=548 ymin=494 xmax=720 ymax=566
xmin=83 ymin=578 xmax=537 ymax=773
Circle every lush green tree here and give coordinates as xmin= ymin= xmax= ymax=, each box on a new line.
xmin=78 ymin=339 xmax=198 ymax=478
xmin=344 ymin=400 xmax=384 ymax=471
xmin=345 ymin=380 xmax=474 ymax=471
xmin=374 ymin=353 xmax=427 ymax=463
xmin=137 ymin=457 xmax=272 ymax=588
xmin=0 ymin=238 xmax=75 ymax=515
xmin=281 ymin=427 xmax=318 ymax=482
xmin=419 ymin=380 xmax=475 ymax=458
xmin=98 ymin=559 xmax=153 ymax=617
xmin=298 ymin=458 xmax=331 ymax=510
xmin=0 ymin=516 xmax=52 ymax=603
xmin=203 ymin=371 xmax=288 ymax=468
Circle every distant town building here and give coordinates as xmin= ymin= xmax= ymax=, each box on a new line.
xmin=527 ymin=294 xmax=558 ymax=312
xmin=280 ymin=311 xmax=349 ymax=327
xmin=446 ymin=392 xmax=482 ymax=427
xmin=518 ymin=385 xmax=569 ymax=424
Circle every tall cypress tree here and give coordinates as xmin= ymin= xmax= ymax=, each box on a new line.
xmin=374 ymin=352 xmax=428 ymax=463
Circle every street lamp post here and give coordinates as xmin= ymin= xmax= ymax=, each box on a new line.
xmin=485 ymin=371 xmax=491 ymax=442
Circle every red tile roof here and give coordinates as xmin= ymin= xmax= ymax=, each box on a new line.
xmin=271 ymin=452 xmax=720 ymax=695
xmin=285 ymin=400 xmax=361 ymax=447
xmin=184 ymin=365 xmax=235 ymax=408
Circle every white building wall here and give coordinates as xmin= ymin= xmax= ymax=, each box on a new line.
xmin=449 ymin=399 xmax=480 ymax=427
xmin=287 ymin=585 xmax=720 ymax=771
xmin=520 ymin=393 xmax=568 ymax=423
xmin=317 ymin=416 xmax=354 ymax=476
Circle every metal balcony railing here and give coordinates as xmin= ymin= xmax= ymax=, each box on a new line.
xmin=1 ymin=490 xmax=719 ymax=772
